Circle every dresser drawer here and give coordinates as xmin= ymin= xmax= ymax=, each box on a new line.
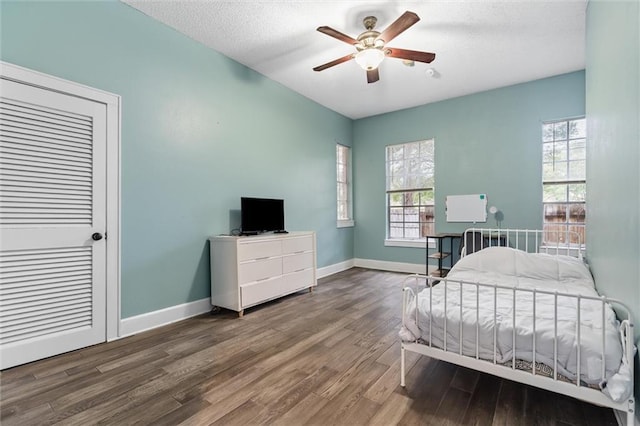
xmin=282 ymin=268 xmax=315 ymax=294
xmin=283 ymin=252 xmax=314 ymax=274
xmin=241 ymin=276 xmax=283 ymax=307
xmin=282 ymin=235 xmax=313 ymax=255
xmin=238 ymin=240 xmax=281 ymax=262
xmin=238 ymin=258 xmax=282 ymax=284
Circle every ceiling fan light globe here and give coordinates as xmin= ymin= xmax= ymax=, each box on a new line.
xmin=355 ymin=48 xmax=385 ymax=71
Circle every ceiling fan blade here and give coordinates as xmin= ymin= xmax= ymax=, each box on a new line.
xmin=376 ymin=11 xmax=420 ymax=44
xmin=367 ymin=69 xmax=380 ymax=84
xmin=317 ymin=26 xmax=358 ymax=45
xmin=386 ymin=48 xmax=436 ymax=64
xmin=313 ymin=54 xmax=355 ymax=72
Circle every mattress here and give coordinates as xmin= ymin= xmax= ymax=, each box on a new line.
xmin=401 ymin=247 xmax=624 ymax=386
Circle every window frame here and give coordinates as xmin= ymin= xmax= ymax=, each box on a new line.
xmin=541 ymin=117 xmax=586 ymax=248
xmin=336 ymin=143 xmax=354 ymax=228
xmin=384 ymin=139 xmax=436 ymax=248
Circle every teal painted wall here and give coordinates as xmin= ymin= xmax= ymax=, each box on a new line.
xmin=0 ymin=1 xmax=353 ymax=318
xmin=352 ymin=72 xmax=586 ymax=265
xmin=586 ymin=0 xmax=640 ymax=414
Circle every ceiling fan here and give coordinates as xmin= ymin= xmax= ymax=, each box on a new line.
xmin=313 ymin=11 xmax=436 ymax=84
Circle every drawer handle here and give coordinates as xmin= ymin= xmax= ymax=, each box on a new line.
xmin=294 ymin=268 xmax=307 ymax=273
xmin=255 ymin=256 xmax=271 ymax=261
xmin=256 ymin=277 xmax=270 ymax=282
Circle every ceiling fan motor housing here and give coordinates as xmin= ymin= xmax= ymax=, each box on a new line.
xmin=356 ymin=16 xmax=384 ymax=51
xmin=363 ymin=16 xmax=377 ymax=30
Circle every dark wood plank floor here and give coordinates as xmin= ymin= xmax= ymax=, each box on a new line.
xmin=0 ymin=268 xmax=617 ymax=425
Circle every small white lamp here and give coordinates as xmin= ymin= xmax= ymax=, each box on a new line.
xmin=489 ymin=206 xmax=503 ymax=228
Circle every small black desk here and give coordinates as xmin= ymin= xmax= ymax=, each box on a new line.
xmin=426 ymin=233 xmax=461 ymax=277
xmin=462 ymin=231 xmax=508 ymax=255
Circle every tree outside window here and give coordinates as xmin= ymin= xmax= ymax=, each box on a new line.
xmin=386 ymin=139 xmax=435 ymax=240
xmin=542 ymin=118 xmax=586 ymax=246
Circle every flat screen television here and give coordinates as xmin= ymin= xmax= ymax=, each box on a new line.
xmin=240 ymin=197 xmax=286 ymax=235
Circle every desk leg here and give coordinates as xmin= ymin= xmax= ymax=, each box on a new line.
xmin=449 ymin=237 xmax=453 ymax=270
xmin=439 ymin=237 xmax=443 ymax=275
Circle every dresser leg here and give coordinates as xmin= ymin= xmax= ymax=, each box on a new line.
xmin=309 ymin=287 xmax=314 ymax=293
xmin=238 ymin=310 xmax=244 ymax=318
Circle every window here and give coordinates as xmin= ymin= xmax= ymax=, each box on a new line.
xmin=542 ymin=118 xmax=586 ymax=246
xmin=385 ymin=139 xmax=435 ymax=245
xmin=336 ymin=144 xmax=353 ymax=227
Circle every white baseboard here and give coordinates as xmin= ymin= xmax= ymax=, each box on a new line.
xmin=119 ymin=298 xmax=212 ymax=338
xmin=317 ymin=259 xmax=355 ymax=279
xmin=354 ymin=258 xmax=434 ymax=275
xmin=317 ymin=258 xmax=433 ymax=278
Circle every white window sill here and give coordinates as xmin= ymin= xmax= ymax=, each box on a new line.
xmin=337 ymin=220 xmax=355 ymax=228
xmin=539 ymin=245 xmax=585 ymax=256
xmin=385 ymin=238 xmax=436 ymax=249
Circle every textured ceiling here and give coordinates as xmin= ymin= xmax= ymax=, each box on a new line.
xmin=122 ymin=0 xmax=587 ymax=119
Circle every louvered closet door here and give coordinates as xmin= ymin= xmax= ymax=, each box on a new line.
xmin=0 ymin=79 xmax=107 ymax=369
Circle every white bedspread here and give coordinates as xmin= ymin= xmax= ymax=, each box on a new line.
xmin=402 ymin=247 xmax=625 ymax=388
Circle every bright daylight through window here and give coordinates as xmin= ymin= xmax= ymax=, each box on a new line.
xmin=542 ymin=118 xmax=586 ymax=247
xmin=386 ymin=139 xmax=435 ymax=241
xmin=336 ymin=144 xmax=353 ymax=227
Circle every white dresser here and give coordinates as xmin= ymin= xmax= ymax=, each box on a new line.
xmin=209 ymin=231 xmax=317 ymax=316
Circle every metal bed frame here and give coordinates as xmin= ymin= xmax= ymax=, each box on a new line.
xmin=400 ymin=228 xmax=635 ymax=425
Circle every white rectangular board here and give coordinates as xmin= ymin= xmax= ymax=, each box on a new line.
xmin=446 ymin=194 xmax=487 ymax=223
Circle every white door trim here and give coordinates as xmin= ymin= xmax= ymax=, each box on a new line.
xmin=1 ymin=61 xmax=121 ymax=341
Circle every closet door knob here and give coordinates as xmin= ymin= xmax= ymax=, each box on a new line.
xmin=92 ymin=232 xmax=103 ymax=241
